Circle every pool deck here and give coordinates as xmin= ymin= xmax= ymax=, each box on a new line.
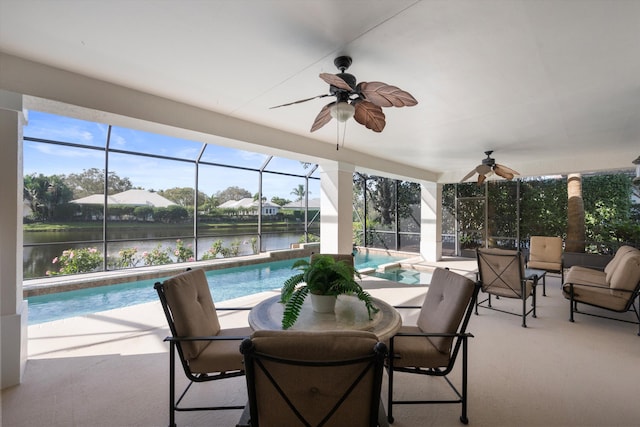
xmin=6 ymin=259 xmax=640 ymax=426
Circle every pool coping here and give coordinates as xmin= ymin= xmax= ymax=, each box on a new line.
xmin=23 ymin=245 xmax=320 ymax=297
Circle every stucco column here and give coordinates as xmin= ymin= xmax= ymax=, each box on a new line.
xmin=420 ymin=181 xmax=442 ymax=262
xmin=318 ymin=160 xmax=354 ymax=254
xmin=0 ymin=90 xmax=28 ymax=388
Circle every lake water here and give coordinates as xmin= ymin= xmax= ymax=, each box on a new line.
xmin=23 ymin=229 xmax=309 ymax=278
xmin=26 ymin=251 xmax=409 ymax=324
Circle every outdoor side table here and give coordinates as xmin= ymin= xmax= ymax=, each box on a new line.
xmin=525 ymin=268 xmax=548 ymax=296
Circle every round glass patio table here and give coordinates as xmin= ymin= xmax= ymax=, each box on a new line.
xmin=248 ymin=294 xmax=402 ymax=341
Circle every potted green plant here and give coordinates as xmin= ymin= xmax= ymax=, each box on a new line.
xmin=280 ymin=255 xmax=379 ymax=329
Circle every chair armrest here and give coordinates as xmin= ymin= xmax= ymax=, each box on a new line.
xmin=565 ymin=281 xmax=637 ymax=294
xmin=164 ymin=335 xmax=248 ymax=343
xmin=391 ymin=331 xmax=474 ymax=339
xmin=393 ymin=305 xmax=422 ymax=310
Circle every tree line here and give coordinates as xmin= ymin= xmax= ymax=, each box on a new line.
xmin=23 ymin=168 xmax=309 ymax=222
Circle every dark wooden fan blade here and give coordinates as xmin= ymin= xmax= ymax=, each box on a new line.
xmin=494 ymin=164 xmax=519 ymax=180
xmin=319 ymin=73 xmax=353 ymax=91
xmin=310 ymin=103 xmax=333 ymax=132
xmin=461 ymin=169 xmax=477 ymax=182
xmin=358 ymin=81 xmax=418 ymax=108
xmin=354 ymin=101 xmax=386 ymax=132
xmin=270 ymin=93 xmax=331 ymax=109
xmin=477 ymin=174 xmax=486 ymax=186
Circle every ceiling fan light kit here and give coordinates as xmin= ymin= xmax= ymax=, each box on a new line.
xmin=329 ymin=101 xmax=355 ymax=122
xmin=271 ymin=56 xmax=417 ymax=149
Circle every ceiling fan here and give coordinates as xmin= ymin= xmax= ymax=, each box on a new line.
xmin=461 ymin=151 xmax=519 ymax=186
xmin=270 ymin=56 xmax=418 ymax=134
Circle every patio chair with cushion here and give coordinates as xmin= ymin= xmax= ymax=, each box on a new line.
xmin=562 ymin=245 xmax=640 ymax=335
xmin=154 ymin=268 xmax=252 ymax=427
xmin=310 ymin=252 xmax=355 ymax=267
xmin=476 ymin=248 xmax=539 ymax=327
xmin=386 ymin=267 xmax=480 ymax=425
xmin=237 ymin=330 xmax=388 ymax=427
xmin=527 ymin=235 xmax=564 ymax=296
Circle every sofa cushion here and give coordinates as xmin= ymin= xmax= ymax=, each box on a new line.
xmin=562 ymin=282 xmax=631 ymax=312
xmin=608 ymin=249 xmax=640 ymax=292
xmin=565 ymin=266 xmax=606 ymax=288
xmin=604 ymin=245 xmax=638 ymax=283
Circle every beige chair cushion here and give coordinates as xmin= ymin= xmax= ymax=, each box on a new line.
xmin=392 ymin=268 xmax=474 ymax=368
xmin=528 ymin=236 xmax=563 ymax=271
xmin=392 ymin=325 xmax=451 ymax=369
xmin=564 ymin=267 xmax=606 ymax=288
xmin=247 ymin=330 xmax=380 ymax=427
xmin=604 ymin=245 xmax=638 ymax=282
xmin=189 ymin=327 xmax=252 ymax=373
xmin=478 ymin=248 xmax=533 ymax=298
xmin=163 ymin=268 xmax=221 ymax=360
xmin=609 ymin=249 xmax=640 ymax=292
xmin=563 ymin=282 xmax=631 ymax=312
xmin=417 ymin=267 xmax=475 ymax=353
xmin=310 ymin=253 xmax=354 ymax=267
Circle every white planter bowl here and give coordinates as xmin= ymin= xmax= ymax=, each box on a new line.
xmin=310 ymin=293 xmax=337 ymax=313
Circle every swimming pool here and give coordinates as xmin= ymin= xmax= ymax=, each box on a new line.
xmin=365 ymin=268 xmax=432 ymax=285
xmin=26 ymin=252 xmax=408 ymax=324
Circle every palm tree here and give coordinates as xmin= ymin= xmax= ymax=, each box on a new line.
xmin=290 ymin=184 xmax=307 ymax=202
xmin=566 ymin=173 xmax=585 ymax=252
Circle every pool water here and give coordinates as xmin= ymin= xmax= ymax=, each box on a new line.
xmin=366 ymin=268 xmax=432 ymax=285
xmin=26 ymin=252 xmax=408 ymax=324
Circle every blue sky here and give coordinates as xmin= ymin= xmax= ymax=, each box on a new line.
xmin=23 ymin=111 xmax=320 ymax=200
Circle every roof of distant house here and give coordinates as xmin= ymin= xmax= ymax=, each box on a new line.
xmin=218 ymin=198 xmax=280 ymax=209
xmin=71 ymin=189 xmax=176 ymax=208
xmin=282 ymin=198 xmax=321 ymax=210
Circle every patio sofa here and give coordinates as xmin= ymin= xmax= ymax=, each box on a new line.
xmin=562 ymin=245 xmax=640 ymax=335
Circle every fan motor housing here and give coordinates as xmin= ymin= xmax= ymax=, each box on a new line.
xmin=330 ymin=73 xmax=357 ymax=102
xmin=482 ymin=156 xmax=495 ymax=167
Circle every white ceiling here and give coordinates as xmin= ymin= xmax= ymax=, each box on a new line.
xmin=1 ymin=0 xmax=639 ymax=182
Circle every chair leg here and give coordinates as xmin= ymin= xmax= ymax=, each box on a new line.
xmin=378 ymin=400 xmax=390 ymax=427
xmin=387 ymin=337 xmax=397 ymax=424
xmin=569 ymin=285 xmax=575 ymax=323
xmin=521 ymin=281 xmax=527 ymax=328
xmin=460 ymin=336 xmax=469 ymax=425
xmin=169 ymin=341 xmax=177 ymax=427
xmin=387 ymin=354 xmax=395 ymax=424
